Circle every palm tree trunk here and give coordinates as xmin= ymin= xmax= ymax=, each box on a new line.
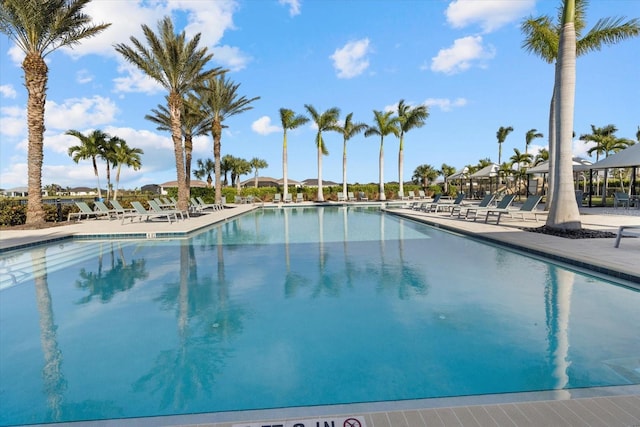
xmin=398 ymin=136 xmax=404 ymax=196
xmin=317 ymin=142 xmax=324 ymax=201
xmin=379 ymin=137 xmax=386 ymax=201
xmin=169 ymin=93 xmax=188 ymax=211
xmin=342 ymin=140 xmax=348 ymax=197
xmin=283 ymin=132 xmax=289 ymax=199
xmin=114 ymin=164 xmax=122 ymax=201
xmin=546 ymin=88 xmax=556 ymax=210
xmin=213 ymin=120 xmax=223 ymax=204
xmin=23 ymin=54 xmax=47 ymax=225
xmin=184 ymin=135 xmax=193 ymax=189
xmin=547 ymin=0 xmax=581 ymax=231
xmin=92 ymin=156 xmax=102 ymax=199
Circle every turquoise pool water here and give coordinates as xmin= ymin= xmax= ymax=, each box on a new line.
xmin=1 ymin=206 xmax=638 ymax=426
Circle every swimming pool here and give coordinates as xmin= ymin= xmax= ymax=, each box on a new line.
xmin=1 ymin=206 xmax=638 ymax=426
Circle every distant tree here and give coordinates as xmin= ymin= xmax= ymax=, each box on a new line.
xmin=510 ymin=148 xmax=534 ymax=197
xmin=196 ymin=75 xmax=259 ymax=203
xmin=525 ymin=128 xmax=544 ymax=155
xmin=335 ymin=112 xmax=367 ymax=196
xmin=412 ymin=164 xmax=438 ymax=189
xmin=279 ymin=108 xmax=309 ymax=199
xmin=304 ymin=104 xmax=341 ymax=201
xmin=533 ymin=148 xmax=549 ymax=165
xmin=249 ymin=157 xmax=268 ymax=188
xmin=115 ymin=16 xmax=219 ymax=211
xmin=66 ymin=129 xmax=110 ymax=199
xmin=397 ymin=100 xmax=429 ymax=195
xmin=221 ymin=154 xmax=233 ymax=186
xmin=439 ymin=163 xmax=457 ymax=193
xmin=496 ymin=126 xmax=514 ymax=165
xmin=112 ymin=139 xmax=143 ymax=201
xmin=194 ymin=158 xmax=216 ymax=187
xmin=365 ymin=110 xmax=400 ymax=200
xmin=0 ymin=0 xmax=110 ymax=224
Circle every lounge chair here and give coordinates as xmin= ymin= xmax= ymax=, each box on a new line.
xmin=337 ymin=192 xmax=346 ymax=202
xmin=273 ymin=193 xmax=281 ymax=203
xmin=125 ymin=201 xmax=178 ymax=224
xmin=398 ymin=191 xmax=409 ymax=200
xmin=348 ymin=191 xmax=357 ymax=201
xmin=296 ymin=193 xmax=304 ymax=203
xmin=68 ymin=201 xmax=110 ymax=221
xmin=463 ymin=194 xmax=516 ymax=221
xmin=407 ymin=191 xmax=416 ymax=200
xmin=418 ymin=190 xmax=426 ymax=199
xmin=614 ymin=192 xmax=631 ymax=209
xmin=484 ymin=195 xmax=543 ymax=224
xmin=148 ymin=199 xmax=187 ymax=220
xmin=94 ymin=200 xmax=119 ymax=220
xmin=284 ymin=193 xmax=292 ymax=203
xmin=614 ymin=225 xmax=640 ymax=248
xmin=425 ymin=193 xmax=465 ymax=213
xmin=451 ymin=193 xmax=496 ymax=217
xmin=358 ymin=191 xmax=368 ymax=201
xmin=110 ymin=200 xmax=135 ymax=218
xmin=191 ymin=197 xmax=217 ymax=212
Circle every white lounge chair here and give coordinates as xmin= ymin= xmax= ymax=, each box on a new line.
xmin=614 ymin=225 xmax=640 ymax=248
xmin=125 ymin=201 xmax=178 ymax=224
xmin=464 ymin=194 xmax=516 ymax=221
xmin=296 ymin=193 xmax=304 ymax=203
xmin=68 ymin=201 xmax=110 ymax=221
xmin=484 ymin=195 xmax=543 ymax=224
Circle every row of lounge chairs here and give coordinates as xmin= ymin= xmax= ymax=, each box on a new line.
xmin=406 ymin=193 xmax=545 ymax=224
xmin=273 ymin=193 xmax=304 ymax=203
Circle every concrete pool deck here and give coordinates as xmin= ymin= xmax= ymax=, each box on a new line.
xmin=1 ymin=201 xmax=639 ymax=427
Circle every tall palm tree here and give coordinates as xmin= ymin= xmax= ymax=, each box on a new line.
xmin=221 ymin=154 xmax=233 ymax=187
xmin=522 ymin=0 xmax=640 ymax=226
xmin=439 ymin=163 xmax=457 ymax=193
xmin=101 ymin=135 xmax=119 ymax=201
xmin=397 ymin=100 xmax=429 ymax=195
xmin=525 ymin=128 xmax=544 ymax=155
xmin=145 ymin=95 xmax=209 ymax=189
xmin=510 ymin=148 xmax=534 ymax=197
xmin=335 ymin=112 xmax=367 ymax=197
xmin=279 ymin=108 xmax=309 ymax=200
xmin=66 ymin=129 xmax=110 ymax=199
xmin=412 ymin=164 xmax=438 ymax=189
xmin=304 ymin=104 xmax=341 ymax=202
xmin=112 ymin=139 xmax=143 ymax=201
xmin=0 ymin=0 xmax=110 ymax=224
xmin=496 ymin=126 xmax=514 ymax=165
xmin=365 ymin=110 xmax=400 ymax=201
xmin=249 ymin=157 xmax=268 ymax=188
xmin=582 ymin=124 xmax=634 ymax=204
xmin=193 ymin=158 xmax=215 ymax=187
xmin=196 ymin=75 xmax=259 ymax=203
xmin=115 ymin=16 xmax=219 ymax=211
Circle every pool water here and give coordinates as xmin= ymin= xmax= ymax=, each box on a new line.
xmin=1 ymin=206 xmax=638 ymax=426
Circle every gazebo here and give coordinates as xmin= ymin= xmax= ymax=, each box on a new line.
xmin=526 ymin=157 xmax=593 ymax=196
xmin=586 ymin=143 xmax=640 ymax=206
xmin=469 ymin=163 xmax=499 ymax=198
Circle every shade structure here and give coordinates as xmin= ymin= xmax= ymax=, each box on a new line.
xmin=526 ymin=157 xmax=593 ymax=174
xmin=447 ymin=167 xmax=469 ymax=180
xmin=588 ymin=143 xmax=640 ymax=169
xmin=469 ymin=163 xmax=499 ymax=178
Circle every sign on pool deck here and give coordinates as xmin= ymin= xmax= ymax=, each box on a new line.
xmin=233 ymin=416 xmax=366 ymax=427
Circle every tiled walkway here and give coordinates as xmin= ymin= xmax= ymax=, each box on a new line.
xmin=3 ymin=201 xmax=639 ymax=427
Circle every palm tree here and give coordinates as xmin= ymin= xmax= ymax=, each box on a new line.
xmin=249 ymin=157 xmax=268 ymax=188
xmin=196 ymin=75 xmax=259 ymax=203
xmin=112 ymin=139 xmax=143 ymax=201
xmin=221 ymin=154 xmax=233 ymax=186
xmin=534 ymin=148 xmax=550 ymax=165
xmin=510 ymin=148 xmax=534 ymax=197
xmin=412 ymin=164 xmax=438 ymax=189
xmin=335 ymin=112 xmax=367 ymax=197
xmin=146 ymin=94 xmax=209 ymax=189
xmin=304 ymin=104 xmax=341 ymax=202
xmin=439 ymin=163 xmax=457 ymax=193
xmin=521 ymin=0 xmax=640 ymax=228
xmin=101 ymin=136 xmax=119 ymax=201
xmin=496 ymin=126 xmax=514 ymax=165
xmin=525 ymin=128 xmax=544 ymax=155
xmin=229 ymin=157 xmax=251 ymax=192
xmin=397 ymin=100 xmax=429 ymax=195
xmin=0 ymin=0 xmax=110 ymax=224
xmin=582 ymin=124 xmax=634 ymax=204
xmin=115 ymin=16 xmax=219 ymax=211
xmin=66 ymin=129 xmax=110 ymax=199
xmin=279 ymin=108 xmax=309 ymax=200
xmin=193 ymin=158 xmax=216 ymax=187
xmin=365 ymin=110 xmax=400 ymax=201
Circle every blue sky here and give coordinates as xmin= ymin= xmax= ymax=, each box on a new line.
xmin=0 ymin=0 xmax=638 ymax=191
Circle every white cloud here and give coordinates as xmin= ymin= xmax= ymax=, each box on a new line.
xmin=424 ymin=97 xmax=468 ymax=112
xmin=212 ymin=45 xmax=252 ymax=71
xmin=0 ymin=105 xmax=26 ymax=137
xmin=430 ymin=36 xmax=495 ymax=74
xmin=279 ymin=0 xmax=302 ymax=17
xmin=113 ymin=63 xmax=165 ymax=95
xmin=445 ymin=0 xmax=535 ymax=33
xmin=330 ymin=38 xmax=371 ymax=79
xmin=76 ymin=69 xmax=94 ymax=84
xmin=252 ymin=116 xmax=280 ymax=135
xmin=0 ymin=84 xmax=17 ymax=98
xmin=46 ymin=96 xmax=119 ymax=131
